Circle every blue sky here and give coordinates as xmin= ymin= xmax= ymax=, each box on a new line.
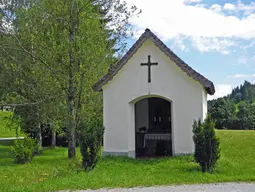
xmin=124 ymin=0 xmax=255 ymax=99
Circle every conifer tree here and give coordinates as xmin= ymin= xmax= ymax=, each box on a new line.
xmin=192 ymin=115 xmax=220 ymax=172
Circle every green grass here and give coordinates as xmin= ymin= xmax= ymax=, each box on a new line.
xmin=0 ymin=111 xmax=22 ymax=138
xmin=0 ymin=130 xmax=255 ymax=192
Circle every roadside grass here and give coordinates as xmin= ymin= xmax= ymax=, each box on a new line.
xmin=0 ymin=111 xmax=23 ymax=138
xmin=0 ymin=130 xmax=254 ymax=192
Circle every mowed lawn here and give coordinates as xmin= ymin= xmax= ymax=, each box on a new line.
xmin=0 ymin=130 xmax=255 ymax=192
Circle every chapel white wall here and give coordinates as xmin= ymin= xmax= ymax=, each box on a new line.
xmin=202 ymin=89 xmax=208 ymax=120
xmin=102 ymin=39 xmax=206 ymax=157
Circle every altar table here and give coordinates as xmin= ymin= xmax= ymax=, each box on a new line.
xmin=143 ymin=133 xmax=171 ymax=147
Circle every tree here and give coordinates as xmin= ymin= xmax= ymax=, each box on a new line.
xmin=1 ymin=0 xmax=140 ymax=158
xmin=79 ymin=124 xmax=104 ymax=171
xmin=237 ymin=102 xmax=255 ymax=130
xmin=208 ymin=80 xmax=255 ymax=130
xmin=208 ymin=98 xmax=235 ymax=129
xmin=192 ymin=115 xmax=220 ymax=172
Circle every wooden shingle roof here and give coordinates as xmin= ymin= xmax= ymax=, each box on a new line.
xmin=93 ymin=28 xmax=215 ymax=95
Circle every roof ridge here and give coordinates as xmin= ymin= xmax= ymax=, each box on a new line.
xmin=92 ymin=28 xmax=215 ymax=95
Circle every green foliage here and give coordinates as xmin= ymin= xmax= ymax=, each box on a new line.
xmin=208 ymin=98 xmax=236 ymax=129
xmin=236 ymin=101 xmax=255 ymax=130
xmin=230 ymin=81 xmax=255 ymax=102
xmin=11 ymin=137 xmax=39 ymax=164
xmin=0 ymin=111 xmax=23 ymax=137
xmin=192 ymin=115 xmax=220 ymax=172
xmin=79 ymin=125 xmax=104 ymax=171
xmin=0 ymin=0 xmax=140 ymax=158
xmin=208 ymin=81 xmax=255 ymax=130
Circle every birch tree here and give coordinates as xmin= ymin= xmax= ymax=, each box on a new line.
xmin=0 ymin=0 xmax=139 ymax=158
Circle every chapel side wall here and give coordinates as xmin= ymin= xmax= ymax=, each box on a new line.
xmin=202 ymin=89 xmax=208 ymax=120
xmin=103 ymin=87 xmax=129 ymax=154
xmin=102 ymin=39 xmax=205 ymax=156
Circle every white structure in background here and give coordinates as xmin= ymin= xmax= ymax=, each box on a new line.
xmin=93 ymin=29 xmax=215 ymax=159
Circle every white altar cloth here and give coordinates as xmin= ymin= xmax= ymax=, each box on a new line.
xmin=144 ymin=133 xmax=171 ymax=147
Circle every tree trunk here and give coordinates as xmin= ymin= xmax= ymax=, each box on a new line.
xmin=67 ymin=2 xmax=76 ymax=159
xmin=34 ymin=123 xmax=42 ymax=155
xmin=37 ymin=123 xmax=42 ymax=148
xmin=51 ymin=129 xmax=56 ymax=148
xmin=202 ymin=163 xmax=205 ymax=173
xmin=68 ymin=95 xmax=76 ymax=158
xmin=67 ymin=30 xmax=76 ymax=158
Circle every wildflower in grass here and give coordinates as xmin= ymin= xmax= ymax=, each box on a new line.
xmin=39 ymin=178 xmax=45 ymax=182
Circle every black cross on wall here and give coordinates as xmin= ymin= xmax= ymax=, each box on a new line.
xmin=141 ymin=55 xmax=158 ymax=83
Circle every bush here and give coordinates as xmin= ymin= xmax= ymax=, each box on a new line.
xmin=192 ymin=115 xmax=220 ymax=172
xmin=78 ymin=126 xmax=104 ymax=171
xmin=11 ymin=137 xmax=39 ymax=164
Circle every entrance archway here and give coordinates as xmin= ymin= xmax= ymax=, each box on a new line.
xmin=134 ymin=97 xmax=172 ymax=158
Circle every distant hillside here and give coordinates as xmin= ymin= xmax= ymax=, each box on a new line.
xmin=208 ymin=81 xmax=255 ymax=130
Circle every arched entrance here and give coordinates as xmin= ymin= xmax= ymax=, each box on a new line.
xmin=135 ymin=97 xmax=172 ymax=158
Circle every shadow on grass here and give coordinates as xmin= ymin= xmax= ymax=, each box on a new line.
xmin=0 ymin=140 xmax=13 ymax=145
xmin=183 ymin=163 xmax=225 ymax=174
xmin=0 ymin=145 xmax=13 ymax=166
xmin=33 ymin=155 xmax=67 ymax=165
xmin=100 ymin=154 xmax=194 ymax=166
xmin=100 ymin=156 xmax=162 ymax=165
xmin=184 ymin=165 xmax=201 ymax=172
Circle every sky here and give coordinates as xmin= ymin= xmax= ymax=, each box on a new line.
xmin=123 ymin=0 xmax=255 ymax=100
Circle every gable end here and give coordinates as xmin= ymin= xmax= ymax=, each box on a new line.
xmin=92 ymin=28 xmax=215 ymax=95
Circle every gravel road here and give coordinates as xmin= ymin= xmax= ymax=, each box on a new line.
xmin=62 ymin=182 xmax=255 ymax=192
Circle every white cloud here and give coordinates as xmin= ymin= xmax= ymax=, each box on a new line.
xmin=232 ymin=55 xmax=255 ymax=66
xmin=223 ymin=3 xmax=236 ymax=10
xmin=237 ymin=56 xmax=248 ymax=64
xmin=210 ymin=4 xmax=222 ymax=13
xmin=221 ymin=1 xmax=255 ymax=15
xmin=208 ymin=84 xmax=232 ymax=100
xmin=194 ymin=4 xmax=207 ymax=8
xmin=240 ymin=41 xmax=255 ymax=49
xmin=125 ymin=0 xmax=255 ymax=53
xmin=227 ymin=74 xmax=249 ymax=78
xmin=184 ymin=0 xmax=202 ymax=3
xmin=237 ymin=1 xmax=255 ymax=15
xmin=251 ymin=74 xmax=255 ymax=84
xmin=171 ymin=35 xmax=188 ymax=51
xmin=191 ymin=36 xmax=234 ymax=54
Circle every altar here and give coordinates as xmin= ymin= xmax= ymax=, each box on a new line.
xmin=143 ymin=133 xmax=171 ymax=147
xmin=136 ymin=131 xmax=172 ymax=157
xmin=143 ymin=133 xmax=171 ymax=156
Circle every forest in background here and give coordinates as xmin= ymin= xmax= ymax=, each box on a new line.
xmin=208 ymin=80 xmax=255 ymax=130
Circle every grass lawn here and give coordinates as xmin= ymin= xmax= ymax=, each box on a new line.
xmin=0 ymin=111 xmax=23 ymax=138
xmin=0 ymin=130 xmax=255 ymax=192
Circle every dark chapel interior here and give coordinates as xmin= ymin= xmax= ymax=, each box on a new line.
xmin=135 ymin=97 xmax=172 ymax=158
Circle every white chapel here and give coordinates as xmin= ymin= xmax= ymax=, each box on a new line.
xmin=93 ymin=28 xmax=215 ymax=159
